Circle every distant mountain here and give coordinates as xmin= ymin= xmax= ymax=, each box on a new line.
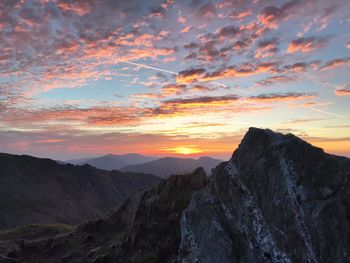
xmin=66 ymin=153 xmax=157 ymax=171
xmin=120 ymin=156 xmax=223 ymax=178
xmin=0 ymin=153 xmax=160 ymax=230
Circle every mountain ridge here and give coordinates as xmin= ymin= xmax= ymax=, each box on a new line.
xmin=66 ymin=153 xmax=158 ymax=171
xmin=120 ymin=156 xmax=223 ymax=178
xmin=0 ymin=152 xmax=161 ymax=231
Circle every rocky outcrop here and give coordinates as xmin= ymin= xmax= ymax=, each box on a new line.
xmin=4 ymin=167 xmax=208 ymax=262
xmin=179 ymin=128 xmax=350 ymax=263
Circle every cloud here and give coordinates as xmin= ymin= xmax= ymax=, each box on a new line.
xmin=176 ymin=61 xmax=281 ymax=84
xmin=57 ymin=1 xmax=93 ymax=16
xmin=347 ymin=42 xmax=350 ymax=49
xmin=228 ymin=10 xmax=252 ymax=20
xmin=248 ymin=92 xmax=317 ymax=102
xmin=320 ymin=58 xmax=350 ymax=70
xmin=181 ymin=25 xmax=192 ymax=33
xmin=256 ymin=75 xmax=296 ymax=86
xmin=258 ymin=0 xmax=301 ymax=28
xmin=176 ymin=68 xmax=206 ymax=83
xmin=334 ymin=87 xmax=350 ymax=96
xmin=0 ymin=105 xmax=149 ymax=127
xmin=161 ymin=84 xmax=187 ymax=96
xmin=287 ymin=36 xmax=328 ymax=53
xmin=254 ymin=38 xmax=279 ymax=58
xmin=283 ymin=61 xmax=320 ymax=72
xmin=163 ymin=94 xmax=239 ymax=106
xmin=200 ymin=62 xmax=280 ymax=82
xmin=197 ymin=3 xmax=216 ymax=18
xmin=217 ymin=26 xmax=240 ymax=39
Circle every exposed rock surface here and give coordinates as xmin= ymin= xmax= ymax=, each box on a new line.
xmin=179 ymin=128 xmax=350 ymax=263
xmin=3 ymin=168 xmax=208 ymax=262
xmin=0 ymin=153 xmax=161 ymax=230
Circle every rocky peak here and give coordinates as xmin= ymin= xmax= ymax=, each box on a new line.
xmin=180 ymin=128 xmax=350 ymax=263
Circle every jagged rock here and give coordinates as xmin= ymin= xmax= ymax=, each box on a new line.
xmin=179 ymin=128 xmax=350 ymax=263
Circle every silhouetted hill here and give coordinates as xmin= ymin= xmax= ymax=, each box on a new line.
xmin=0 ymin=153 xmax=160 ymax=230
xmin=120 ymin=156 xmax=222 ymax=178
xmin=67 ymin=153 xmax=157 ymax=170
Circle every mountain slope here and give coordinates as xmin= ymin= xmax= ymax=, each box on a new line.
xmin=67 ymin=154 xmax=157 ymax=171
xmin=1 ymin=168 xmax=209 ymax=262
xmin=0 ymin=153 xmax=160 ymax=230
xmin=180 ymin=128 xmax=350 ymax=263
xmin=120 ymin=156 xmax=222 ymax=178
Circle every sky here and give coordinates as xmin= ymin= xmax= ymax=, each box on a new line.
xmin=0 ymin=0 xmax=349 ymax=160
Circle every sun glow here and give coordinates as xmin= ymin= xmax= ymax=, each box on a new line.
xmin=167 ymin=146 xmax=203 ymax=155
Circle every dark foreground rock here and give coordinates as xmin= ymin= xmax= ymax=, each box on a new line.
xmin=179 ymin=128 xmax=350 ymax=263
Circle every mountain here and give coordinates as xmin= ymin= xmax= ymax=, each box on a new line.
xmin=120 ymin=156 xmax=223 ymax=178
xmin=179 ymin=128 xmax=350 ymax=263
xmin=67 ymin=153 xmax=157 ymax=171
xmin=2 ymin=128 xmax=350 ymax=263
xmin=0 ymin=153 xmax=160 ymax=231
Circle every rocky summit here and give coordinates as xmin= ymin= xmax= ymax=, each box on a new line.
xmin=180 ymin=128 xmax=350 ymax=263
xmin=1 ymin=128 xmax=349 ymax=263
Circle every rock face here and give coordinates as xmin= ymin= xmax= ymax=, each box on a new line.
xmin=0 ymin=153 xmax=161 ymax=230
xmin=179 ymin=128 xmax=350 ymax=263
xmin=4 ymin=168 xmax=208 ymax=262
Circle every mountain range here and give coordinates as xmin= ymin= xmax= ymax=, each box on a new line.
xmin=67 ymin=154 xmax=222 ymax=178
xmin=120 ymin=156 xmax=222 ymax=178
xmin=1 ymin=128 xmax=349 ymax=263
xmin=66 ymin=153 xmax=158 ymax=171
xmin=0 ymin=153 xmax=160 ymax=231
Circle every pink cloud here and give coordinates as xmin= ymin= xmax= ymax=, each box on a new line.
xmin=287 ymin=36 xmax=328 ymax=53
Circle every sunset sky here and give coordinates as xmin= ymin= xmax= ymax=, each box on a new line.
xmin=0 ymin=0 xmax=349 ymax=160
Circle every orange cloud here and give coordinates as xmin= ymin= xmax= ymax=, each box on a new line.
xmin=176 ymin=68 xmax=206 ymax=83
xmin=287 ymin=36 xmax=328 ymax=53
xmin=57 ymin=1 xmax=92 ymax=16
xmin=334 ymin=88 xmax=350 ymax=96
xmin=161 ymin=84 xmax=187 ymax=96
xmin=254 ymin=38 xmax=279 ymax=59
xmin=228 ymin=10 xmax=252 ymax=20
xmin=321 ymin=58 xmax=350 ymax=71
xmin=181 ymin=25 xmax=192 ymax=33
